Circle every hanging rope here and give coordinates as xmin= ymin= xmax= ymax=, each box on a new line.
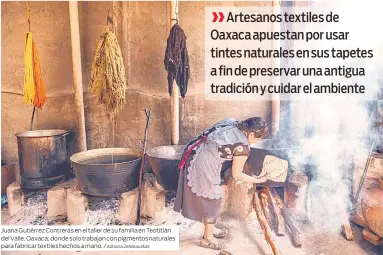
xmin=164 ymin=13 xmax=190 ymax=98
xmin=89 ymin=12 xmax=127 ymax=118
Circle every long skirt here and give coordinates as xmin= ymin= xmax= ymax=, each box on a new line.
xmin=174 ymin=151 xmax=222 ymax=224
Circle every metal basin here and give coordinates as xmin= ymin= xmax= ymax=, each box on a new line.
xmin=146 ymin=145 xmax=185 ymax=191
xmin=15 ymin=129 xmax=70 ymax=189
xmin=70 ymin=148 xmax=141 ymax=197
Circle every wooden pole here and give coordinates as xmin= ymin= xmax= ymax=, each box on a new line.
xmin=25 ymin=1 xmax=35 ymax=131
xmin=271 ymin=1 xmax=281 ymax=137
xmin=29 ymin=106 xmax=36 ymax=131
xmin=136 ymin=109 xmax=152 ymax=225
xmin=69 ymin=1 xmax=87 ymax=152
xmin=170 ymin=0 xmax=180 ymax=145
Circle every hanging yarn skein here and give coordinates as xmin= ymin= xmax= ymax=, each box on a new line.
xmin=89 ymin=24 xmax=127 ymax=118
xmin=23 ymin=33 xmax=35 ymax=105
xmin=31 ymin=39 xmax=46 ymax=108
xmin=23 ymin=2 xmax=46 ymax=108
xmin=164 ymin=23 xmax=190 ymax=98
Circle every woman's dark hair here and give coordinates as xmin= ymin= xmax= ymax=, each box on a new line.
xmin=237 ymin=117 xmax=269 ymax=139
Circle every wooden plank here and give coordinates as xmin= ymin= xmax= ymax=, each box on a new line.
xmin=259 ymin=188 xmax=275 ymax=229
xmin=340 ymin=205 xmax=353 ymax=241
xmin=253 ymin=191 xmax=281 ymax=255
xmin=272 ymin=189 xmax=302 ymax=248
xmin=266 ymin=188 xmax=286 ymax=236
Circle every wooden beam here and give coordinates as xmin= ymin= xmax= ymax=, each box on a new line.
xmin=69 ymin=1 xmax=87 ymax=152
xmin=170 ymin=0 xmax=180 ymax=145
xmin=271 ymin=0 xmax=281 ymax=136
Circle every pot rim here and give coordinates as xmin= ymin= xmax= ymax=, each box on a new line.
xmin=146 ymin=145 xmax=185 ymax=160
xmin=70 ymin=147 xmax=141 ymax=166
xmin=15 ymin=129 xmax=69 ymax=138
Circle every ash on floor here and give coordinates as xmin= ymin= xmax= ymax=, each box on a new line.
xmin=6 ymin=192 xmax=48 ymax=225
xmin=160 ymin=203 xmax=196 ymax=235
xmin=86 ymin=196 xmax=120 ymax=225
xmin=2 ymin=192 xmax=381 ymax=255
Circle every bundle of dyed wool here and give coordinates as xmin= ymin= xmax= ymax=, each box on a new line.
xmin=89 ymin=26 xmax=126 ymax=117
xmin=164 ymin=23 xmax=190 ymax=98
xmin=23 ymin=32 xmax=46 ymax=108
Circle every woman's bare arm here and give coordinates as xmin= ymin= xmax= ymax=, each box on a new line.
xmin=232 ymin=156 xmax=267 ymax=184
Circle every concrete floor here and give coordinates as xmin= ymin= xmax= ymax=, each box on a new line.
xmin=1 ymin=206 xmax=382 ymax=255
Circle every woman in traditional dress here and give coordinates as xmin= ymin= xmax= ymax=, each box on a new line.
xmin=174 ymin=117 xmax=275 ymax=250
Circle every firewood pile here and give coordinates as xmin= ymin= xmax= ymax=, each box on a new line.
xmin=351 ymin=152 xmax=383 ymax=246
xmin=250 ymin=170 xmax=356 ymax=255
xmin=223 ymin=151 xmax=383 ymax=254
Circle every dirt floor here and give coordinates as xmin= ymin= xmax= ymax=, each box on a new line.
xmin=1 ymin=200 xmax=382 ymax=255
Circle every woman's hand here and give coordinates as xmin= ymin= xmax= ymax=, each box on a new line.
xmin=232 ymin=156 xmax=268 ymax=184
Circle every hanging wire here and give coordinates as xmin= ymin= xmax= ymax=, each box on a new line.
xmin=171 ymin=0 xmax=179 ymax=24
xmin=107 ymin=8 xmax=114 ymax=31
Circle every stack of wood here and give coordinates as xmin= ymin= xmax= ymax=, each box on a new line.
xmin=252 ymin=170 xmax=357 ymax=255
xmin=351 ymin=150 xmax=383 ymax=246
xmin=352 ymin=151 xmax=383 ymax=226
xmin=224 ymin=168 xmax=359 ymax=255
xmin=252 ymin=187 xmax=302 ymax=255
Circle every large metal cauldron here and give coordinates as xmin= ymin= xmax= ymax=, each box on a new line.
xmin=146 ymin=145 xmax=185 ymax=191
xmin=15 ymin=129 xmax=70 ymax=189
xmin=70 ymin=148 xmax=141 ymax=197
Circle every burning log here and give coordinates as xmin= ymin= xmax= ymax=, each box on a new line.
xmin=272 ymin=188 xmax=302 ymax=248
xmin=340 ymin=205 xmax=354 ymax=241
xmin=259 ymin=188 xmax=275 ymax=229
xmin=265 ymin=187 xmax=286 ymax=236
xmin=362 ymin=228 xmax=383 ymax=246
xmin=253 ymin=190 xmax=281 ymax=255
